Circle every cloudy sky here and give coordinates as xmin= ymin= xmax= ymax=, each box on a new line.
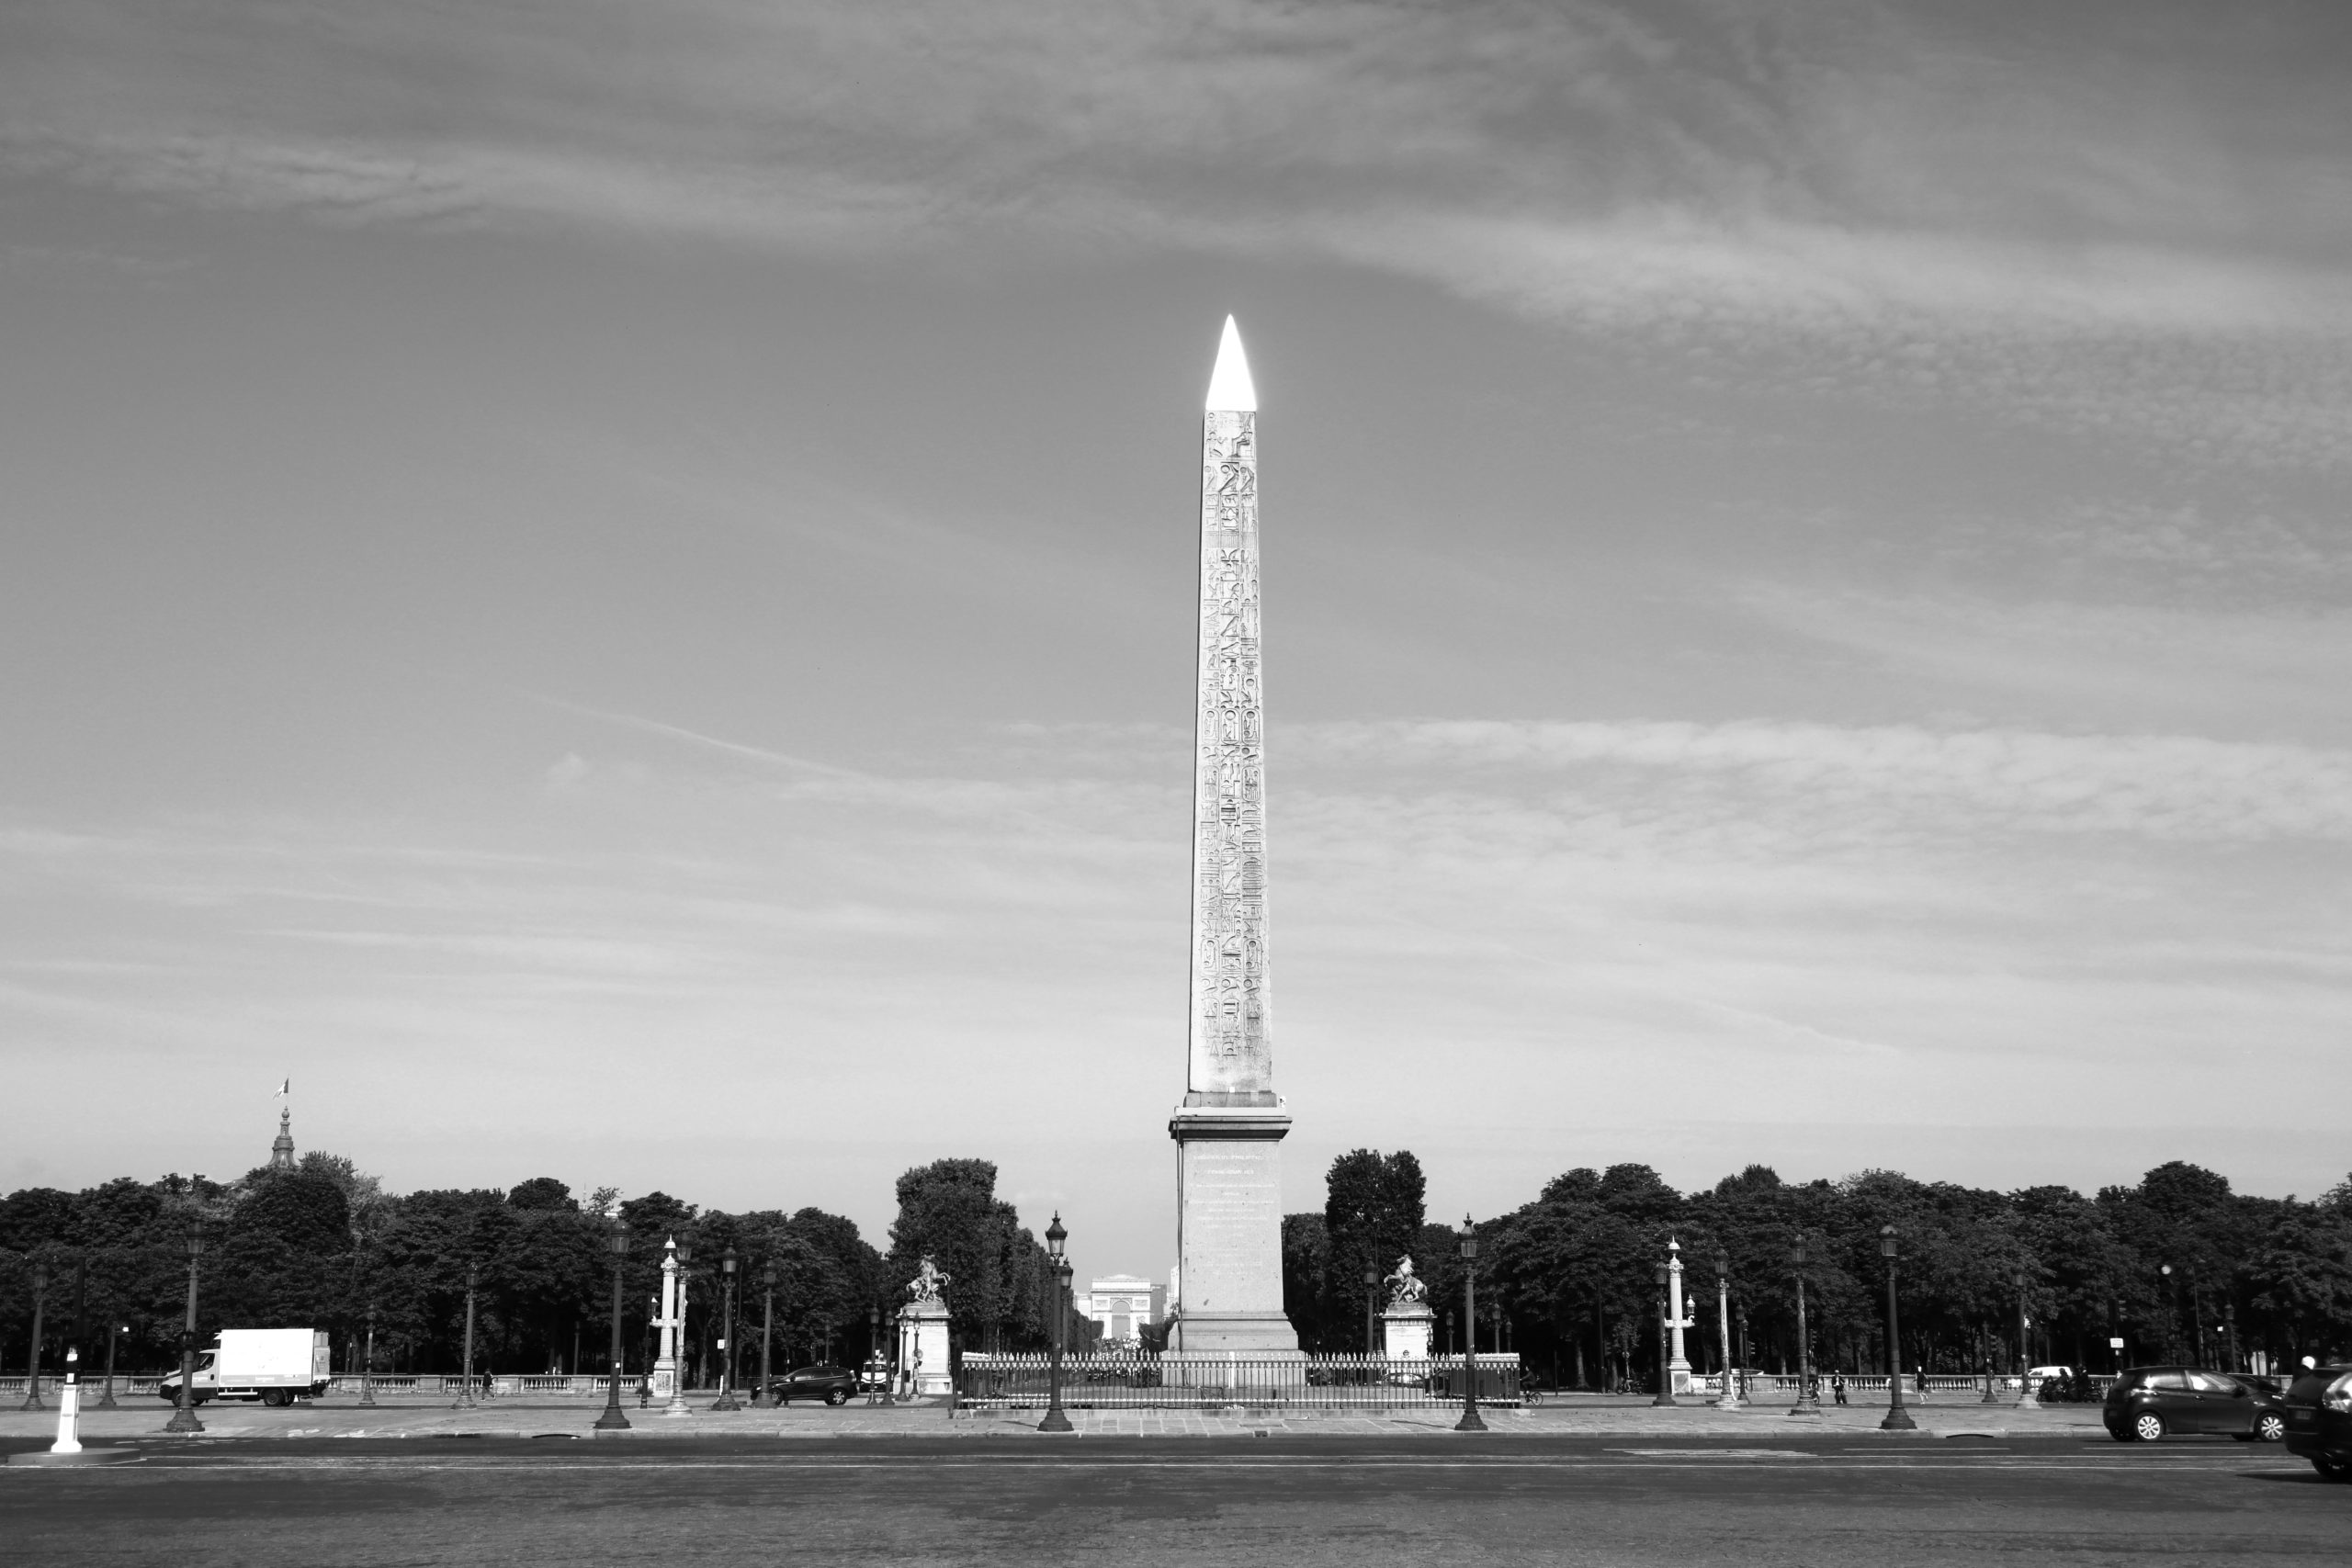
xmin=4 ymin=1 xmax=2347 ymax=1278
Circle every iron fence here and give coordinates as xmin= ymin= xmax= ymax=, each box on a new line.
xmin=957 ymin=1353 xmax=1522 ymax=1410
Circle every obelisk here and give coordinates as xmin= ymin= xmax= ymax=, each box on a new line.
xmin=1169 ymin=318 xmax=1297 ymax=1354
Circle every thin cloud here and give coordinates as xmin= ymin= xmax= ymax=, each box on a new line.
xmin=1295 ymin=718 xmax=2352 ymax=843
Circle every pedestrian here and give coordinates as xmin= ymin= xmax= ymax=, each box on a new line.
xmin=1832 ymin=1374 xmax=1848 ymax=1405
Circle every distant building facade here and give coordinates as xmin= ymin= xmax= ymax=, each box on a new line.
xmin=1082 ymin=1275 xmax=1166 ymax=1346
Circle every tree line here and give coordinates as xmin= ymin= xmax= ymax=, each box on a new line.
xmin=0 ymin=1152 xmax=1076 ymax=1383
xmin=1283 ymin=1152 xmax=2352 ymax=1386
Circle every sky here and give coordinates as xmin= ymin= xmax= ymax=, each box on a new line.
xmin=3 ymin=1 xmax=2348 ymax=1285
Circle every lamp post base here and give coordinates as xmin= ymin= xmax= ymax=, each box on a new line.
xmin=163 ymin=1404 xmax=205 ymax=1435
xmin=1454 ymin=1405 xmax=1487 ymax=1432
xmin=1981 ymin=1374 xmax=2000 ymax=1404
xmin=1880 ymin=1401 xmax=1917 ymax=1431
xmin=710 ymin=1391 xmax=742 ymax=1412
xmin=1039 ymin=1406 xmax=1073 ymax=1433
xmin=594 ymin=1403 xmax=631 ymax=1431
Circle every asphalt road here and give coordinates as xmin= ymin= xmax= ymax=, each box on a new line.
xmin=5 ymin=1433 xmax=2345 ymax=1566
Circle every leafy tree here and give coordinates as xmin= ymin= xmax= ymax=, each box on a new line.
xmin=507 ymin=1178 xmax=578 ymax=1213
xmin=1319 ymin=1149 xmax=1426 ymax=1348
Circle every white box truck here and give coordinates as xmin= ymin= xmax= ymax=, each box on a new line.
xmin=157 ymin=1329 xmax=332 ymax=1406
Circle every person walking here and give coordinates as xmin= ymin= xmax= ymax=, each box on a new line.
xmin=1832 ymin=1374 xmax=1848 ymax=1406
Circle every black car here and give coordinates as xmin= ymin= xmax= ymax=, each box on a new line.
xmin=2282 ymin=1364 xmax=2352 ymax=1480
xmin=765 ymin=1363 xmax=858 ymax=1406
xmin=2103 ymin=1367 xmax=2287 ymax=1443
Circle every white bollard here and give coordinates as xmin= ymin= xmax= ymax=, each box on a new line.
xmin=50 ymin=1348 xmax=83 ymax=1456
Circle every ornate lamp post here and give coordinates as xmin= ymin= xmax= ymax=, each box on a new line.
xmin=1879 ymin=1225 xmax=1915 ymax=1431
xmin=753 ymin=1262 xmax=776 ymax=1408
xmin=359 ymin=1305 xmax=378 ymax=1408
xmin=18 ymin=1261 xmax=48 ymax=1411
xmin=1652 ymin=1260 xmax=1676 ymax=1407
xmin=1982 ymin=1297 xmax=2002 ymax=1404
xmin=97 ymin=1308 xmax=121 ymax=1411
xmin=1040 ymin=1213 xmax=1073 ymax=1433
xmin=1713 ymin=1247 xmax=1738 ymax=1411
xmin=1455 ymin=1214 xmax=1486 ymax=1432
xmin=164 ymin=1227 xmax=206 ymax=1435
xmin=869 ymin=1304 xmax=893 ymax=1405
xmin=1789 ymin=1233 xmax=1819 ymax=1416
xmin=2014 ymin=1269 xmax=2032 ymax=1406
xmin=452 ymin=1263 xmax=480 ymax=1409
xmin=594 ymin=1218 xmax=632 ymax=1431
xmin=2224 ymin=1300 xmax=2239 ymax=1374
xmin=2158 ymin=1262 xmax=2176 ymax=1364
xmin=712 ymin=1247 xmax=742 ymax=1411
xmin=1364 ymin=1265 xmax=1379 ymax=1357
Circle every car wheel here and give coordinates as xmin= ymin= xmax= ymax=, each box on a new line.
xmin=2132 ymin=1411 xmax=2165 ymax=1443
xmin=2254 ymin=1414 xmax=2286 ymax=1443
xmin=826 ymin=1389 xmax=850 ymax=1406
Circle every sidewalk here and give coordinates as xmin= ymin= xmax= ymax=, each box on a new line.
xmin=0 ymin=1391 xmax=2111 ymax=1443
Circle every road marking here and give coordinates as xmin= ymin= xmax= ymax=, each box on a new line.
xmin=7 ymin=1458 xmax=2305 ymax=1476
xmin=1599 ymin=1457 xmax=1815 ymax=1466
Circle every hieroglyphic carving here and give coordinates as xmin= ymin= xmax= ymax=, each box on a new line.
xmin=1188 ymin=408 xmax=1272 ymax=1095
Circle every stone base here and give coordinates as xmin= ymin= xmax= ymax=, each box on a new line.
xmin=1154 ymin=1348 xmax=1307 ymax=1402
xmin=1164 ymin=1315 xmax=1307 ymax=1355
xmin=1170 ymin=1106 xmax=1295 ymax=1355
xmin=1381 ymin=1304 xmax=1433 ymax=1360
xmin=899 ymin=1303 xmax=953 ymax=1397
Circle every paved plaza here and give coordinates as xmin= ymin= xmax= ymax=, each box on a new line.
xmin=6 ymin=1425 xmax=2343 ymax=1568
xmin=0 ymin=1390 xmax=2119 ymax=1442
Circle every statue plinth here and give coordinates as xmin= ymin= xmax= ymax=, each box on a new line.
xmin=897 ymin=1300 xmax=951 ymax=1398
xmin=1381 ymin=1302 xmax=1433 ymax=1360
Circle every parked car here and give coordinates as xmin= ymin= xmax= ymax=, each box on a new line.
xmin=2103 ymin=1367 xmax=2287 ymax=1443
xmin=764 ymin=1363 xmax=857 ymax=1405
xmin=2282 ymin=1364 xmax=2352 ymax=1481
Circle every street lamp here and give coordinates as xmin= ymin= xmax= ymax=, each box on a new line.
xmin=1041 ymin=1213 xmax=1072 ymax=1432
xmin=1455 ymin=1215 xmax=1486 ymax=1432
xmin=2159 ymin=1262 xmax=2177 ymax=1365
xmin=1652 ymin=1260 xmax=1676 ymax=1407
xmin=869 ymin=1303 xmax=893 ymax=1405
xmin=712 ymin=1248 xmax=742 ymax=1411
xmin=1713 ymin=1247 xmax=1737 ymax=1411
xmin=1364 ymin=1264 xmax=1379 ymax=1358
xmin=97 ymin=1305 xmax=121 ymax=1411
xmin=164 ymin=1227 xmax=206 ymax=1435
xmin=595 ymin=1218 xmax=632 ymax=1431
xmin=2014 ymin=1269 xmax=2032 ymax=1407
xmin=17 ymin=1261 xmax=48 ymax=1412
xmin=360 ymin=1305 xmax=378 ymax=1409
xmin=753 ymin=1262 xmax=777 ymax=1408
xmin=1879 ymin=1226 xmax=1915 ymax=1431
xmin=452 ymin=1263 xmax=480 ymax=1409
xmin=1789 ymin=1234 xmax=1819 ymax=1417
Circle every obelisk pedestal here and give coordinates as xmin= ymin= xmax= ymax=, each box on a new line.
xmin=1169 ymin=319 xmax=1298 ymax=1359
